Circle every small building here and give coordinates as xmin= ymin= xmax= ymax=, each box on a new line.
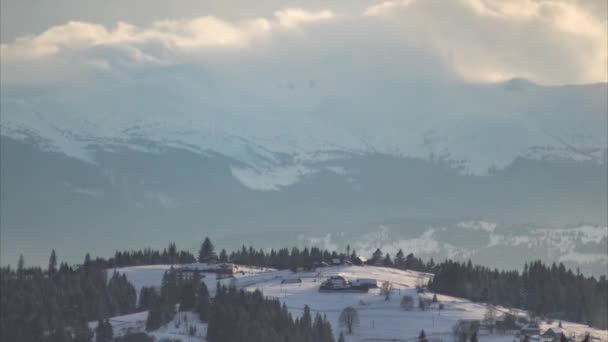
xmin=520 ymin=323 xmax=542 ymax=339
xmin=541 ymin=327 xmax=564 ymax=341
xmin=352 ymin=278 xmax=378 ymax=289
xmin=281 ymin=277 xmax=303 ymax=284
xmin=176 ymin=268 xmax=207 ymax=281
xmin=353 ymin=256 xmax=367 ymax=266
xmin=185 ymin=262 xmax=237 ymax=275
xmin=324 ymin=276 xmax=349 ymax=287
xmin=319 ymin=276 xmax=349 ymax=290
xmin=331 ymin=258 xmax=342 ymax=265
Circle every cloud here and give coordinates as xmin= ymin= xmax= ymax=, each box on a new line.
xmin=0 ymin=1 xmax=605 ymax=86
xmin=0 ymin=8 xmax=335 ymax=84
xmin=274 ymin=8 xmax=335 ymax=28
xmin=364 ymin=0 xmax=413 ymax=16
xmin=362 ymin=0 xmax=607 ymax=84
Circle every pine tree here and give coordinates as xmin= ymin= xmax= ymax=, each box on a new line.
xmin=84 ymin=253 xmax=92 ymax=269
xmin=48 ymin=249 xmax=57 ymax=276
xmin=219 ymin=249 xmax=228 ymax=263
xmin=302 ymin=305 xmax=312 ymax=330
xmin=395 ymin=249 xmax=405 ymax=268
xmin=198 ymin=237 xmax=216 ymax=263
xmin=470 ymin=331 xmax=478 ymax=342
xmin=17 ymin=254 xmax=24 ymax=276
xmin=383 ymin=253 xmax=393 ymax=266
xmin=104 ymin=319 xmax=113 ymax=342
xmin=197 ymin=282 xmax=211 ymax=321
xmin=371 ymin=248 xmax=383 ymax=264
xmin=419 ymin=329 xmax=428 ymax=342
xmin=95 ymin=319 xmax=113 ymax=342
xmin=339 ymin=306 xmax=359 ymax=334
xmin=145 ymin=300 xmax=162 ymax=331
xmin=179 ymin=282 xmax=196 ymax=311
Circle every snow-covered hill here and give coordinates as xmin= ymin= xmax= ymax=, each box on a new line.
xmin=105 ymin=264 xmax=608 ymax=342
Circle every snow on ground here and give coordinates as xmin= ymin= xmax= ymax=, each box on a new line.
xmin=111 ymin=263 xmax=273 ymax=298
xmin=90 ymin=310 xmax=208 ymax=342
xmin=105 ymin=264 xmax=607 ymax=342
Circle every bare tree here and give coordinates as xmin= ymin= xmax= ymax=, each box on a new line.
xmin=419 ymin=297 xmax=426 ymax=311
xmin=484 ymin=304 xmax=496 ymax=334
xmin=380 ymin=281 xmax=392 ymax=301
xmin=401 ymin=295 xmax=414 ymax=310
xmin=339 ymin=306 xmax=359 ymax=335
xmin=453 ymin=321 xmax=479 ymax=342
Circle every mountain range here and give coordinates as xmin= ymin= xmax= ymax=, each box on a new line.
xmin=1 ymin=75 xmax=606 ymax=273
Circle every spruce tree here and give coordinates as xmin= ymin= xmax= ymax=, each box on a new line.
xmin=49 ymin=249 xmax=57 ymax=276
xmin=419 ymin=329 xmax=428 ymax=342
xmin=219 ymin=249 xmax=228 ymax=263
xmin=198 ymin=237 xmax=216 ymax=263
xmin=17 ymin=254 xmax=24 ymax=276
xmin=302 ymin=305 xmax=312 ymax=330
xmin=197 ymin=282 xmax=211 ymax=321
xmin=179 ymin=282 xmax=196 ymax=311
xmin=371 ymin=248 xmax=383 ymax=263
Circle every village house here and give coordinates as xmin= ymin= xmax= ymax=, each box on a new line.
xmin=519 ymin=323 xmax=542 ymax=340
xmin=541 ymin=327 xmax=565 ymax=342
xmin=353 ymin=256 xmax=367 ymax=266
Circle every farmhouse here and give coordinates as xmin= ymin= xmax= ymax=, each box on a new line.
xmin=352 ymin=278 xmax=378 ymax=289
xmin=520 ymin=323 xmax=542 ymax=340
xmin=541 ymin=327 xmax=564 ymax=341
xmin=353 ymin=256 xmax=367 ymax=266
xmin=176 ymin=268 xmax=207 ymax=281
xmin=281 ymin=277 xmax=303 ymax=284
xmin=319 ymin=275 xmax=374 ymax=292
xmin=183 ymin=262 xmax=238 ymax=275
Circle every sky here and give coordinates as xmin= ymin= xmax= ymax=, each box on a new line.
xmin=0 ymin=0 xmax=607 ymax=268
xmin=1 ymin=0 xmax=607 ymax=87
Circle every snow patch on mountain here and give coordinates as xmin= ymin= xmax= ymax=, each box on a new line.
xmin=558 ymin=252 xmax=608 ymax=265
xmin=230 ymin=165 xmax=313 ymax=191
xmin=63 ymin=182 xmax=105 ymax=198
xmin=295 ymin=222 xmax=608 ymax=273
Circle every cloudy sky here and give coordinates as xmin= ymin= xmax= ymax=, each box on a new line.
xmin=1 ymin=0 xmax=607 ymax=86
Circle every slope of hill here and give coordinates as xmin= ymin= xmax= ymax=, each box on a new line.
xmin=105 ymin=264 xmax=608 ymax=342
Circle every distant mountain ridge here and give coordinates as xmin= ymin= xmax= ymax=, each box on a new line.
xmin=1 ymin=78 xmax=606 ymax=270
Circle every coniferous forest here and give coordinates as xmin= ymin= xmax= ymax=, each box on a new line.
xmin=428 ymin=260 xmax=608 ymax=329
xmin=0 ymin=256 xmax=137 ymax=341
xmin=208 ymin=286 xmax=334 ymax=342
xmin=1 ymin=239 xmax=607 ymax=342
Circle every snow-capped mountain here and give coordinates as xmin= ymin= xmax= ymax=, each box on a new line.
xmin=1 ymin=77 xmax=606 ymax=270
xmin=2 ymin=76 xmax=606 ymax=187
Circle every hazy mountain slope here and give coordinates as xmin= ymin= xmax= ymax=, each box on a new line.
xmin=1 ymin=78 xmax=606 ymax=269
xmin=1 ymin=135 xmax=606 ymax=272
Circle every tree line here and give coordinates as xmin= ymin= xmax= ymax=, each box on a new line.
xmin=141 ymin=266 xmax=335 ymax=342
xmin=209 ymin=286 xmax=334 ymax=342
xmin=3 ymin=237 xmax=607 ymax=341
xmin=0 ymin=251 xmax=137 ymax=342
xmin=429 ymin=259 xmax=608 ymax=328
